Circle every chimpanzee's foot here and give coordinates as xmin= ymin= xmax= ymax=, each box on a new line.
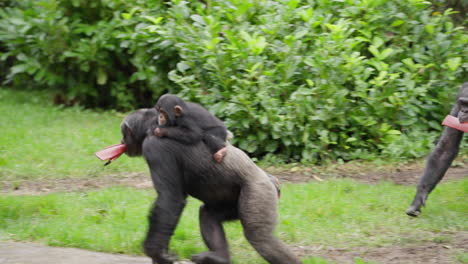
xmin=191 ymin=251 xmax=230 ymax=264
xmin=406 ymin=193 xmax=427 ymax=217
xmin=406 ymin=205 xmax=421 ymax=217
xmin=213 ymin=147 xmax=228 ymax=163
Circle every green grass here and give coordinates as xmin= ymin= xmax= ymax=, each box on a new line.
xmin=456 ymin=252 xmax=468 ymax=264
xmin=0 ymin=88 xmax=146 ymax=180
xmin=1 ymin=179 xmax=466 ymax=263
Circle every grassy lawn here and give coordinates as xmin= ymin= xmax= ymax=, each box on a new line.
xmin=0 ymin=88 xmax=147 ymax=180
xmin=1 ymin=179 xmax=466 ymax=263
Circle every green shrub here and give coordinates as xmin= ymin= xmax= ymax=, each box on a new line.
xmin=0 ymin=0 xmax=171 ymax=109
xmin=0 ymin=0 xmax=466 ymax=163
xmin=147 ymin=0 xmax=467 ymax=162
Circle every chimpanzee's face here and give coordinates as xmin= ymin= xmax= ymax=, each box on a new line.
xmin=120 ymin=123 xmax=141 ymax=157
xmin=458 ymin=84 xmax=468 ymax=123
xmin=120 ymin=111 xmax=147 ymax=157
xmin=158 ymin=109 xmax=168 ymax=126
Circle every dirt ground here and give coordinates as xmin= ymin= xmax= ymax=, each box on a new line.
xmin=2 ymin=162 xmax=467 ymax=195
xmin=0 ymin=232 xmax=466 ymax=264
xmin=292 ymin=231 xmax=468 ymax=264
xmin=1 ymin=163 xmax=467 ymax=264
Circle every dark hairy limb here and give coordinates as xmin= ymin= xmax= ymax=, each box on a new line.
xmin=406 ymin=125 xmax=463 ymax=216
xmin=154 ymin=122 xmax=203 ymax=145
xmin=144 ymin=195 xmax=186 ymax=264
xmin=239 ymin=182 xmax=301 ymax=264
xmin=142 ymin=141 xmax=188 ymax=264
xmin=191 ymin=205 xmax=237 ymax=264
xmin=406 ymin=82 xmax=467 ymax=217
xmin=203 ymin=127 xmax=228 ymax=162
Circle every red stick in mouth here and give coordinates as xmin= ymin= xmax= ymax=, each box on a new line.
xmin=95 ymin=144 xmax=127 ymax=166
xmin=442 ymin=115 xmax=468 ymax=132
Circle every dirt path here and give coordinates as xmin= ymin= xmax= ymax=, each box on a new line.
xmin=1 ymin=232 xmax=466 ymax=264
xmin=293 ymin=232 xmax=467 ymax=264
xmin=0 ymin=241 xmax=150 ymax=264
xmin=2 ymin=163 xmax=467 ymax=195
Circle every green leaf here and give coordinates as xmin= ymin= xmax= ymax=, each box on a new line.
xmin=372 ymin=37 xmax=384 ymax=48
xmin=390 ymin=20 xmax=404 ymax=27
xmin=447 ymin=57 xmax=461 ymax=71
xmin=265 ymin=141 xmax=278 ymax=152
xmin=190 ymin=15 xmax=205 ymax=25
xmin=96 ymin=68 xmax=107 ymax=85
xmin=379 ymin=48 xmax=393 ymax=60
xmin=325 ymin=23 xmax=339 ymax=32
xmin=425 ymin=24 xmax=434 ymax=34
xmin=368 ymin=45 xmax=380 ymax=57
xmin=10 ymin=64 xmax=28 ymax=75
xmin=388 ymin=130 xmax=401 ymax=135
xmin=177 ymin=62 xmax=190 ymax=72
xmin=142 ymin=16 xmax=163 ymax=25
xmin=253 ymin=36 xmax=267 ymax=55
xmin=122 ymin=13 xmax=132 ymax=20
xmin=288 ymin=0 xmax=300 ymax=9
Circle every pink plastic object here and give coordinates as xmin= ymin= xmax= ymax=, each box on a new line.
xmin=95 ymin=144 xmax=127 ymax=165
xmin=442 ymin=115 xmax=468 ymax=133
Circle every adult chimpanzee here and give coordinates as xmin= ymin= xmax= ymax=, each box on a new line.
xmin=406 ymin=82 xmax=468 ymax=217
xmin=154 ymin=94 xmax=228 ymax=163
xmin=121 ymin=108 xmax=301 ymax=264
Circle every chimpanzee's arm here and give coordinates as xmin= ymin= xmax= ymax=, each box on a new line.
xmin=143 ymin=145 xmax=187 ymax=263
xmin=144 ymin=191 xmax=186 ymax=264
xmin=159 ymin=118 xmax=204 ymax=145
xmin=203 ymin=126 xmax=227 ymax=154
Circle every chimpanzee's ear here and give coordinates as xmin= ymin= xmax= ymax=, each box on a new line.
xmin=174 ymin=105 xmax=183 ymax=117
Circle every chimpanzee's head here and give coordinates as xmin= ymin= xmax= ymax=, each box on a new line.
xmin=154 ymin=94 xmax=187 ymax=126
xmin=457 ymin=82 xmax=468 ymax=123
xmin=121 ymin=108 xmax=158 ymax=157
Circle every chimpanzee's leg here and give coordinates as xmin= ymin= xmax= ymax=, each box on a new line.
xmin=239 ymin=181 xmax=301 ymax=264
xmin=191 ymin=205 xmax=237 ymax=264
xmin=406 ymin=126 xmax=464 ymax=216
xmin=203 ymin=127 xmax=228 ymax=163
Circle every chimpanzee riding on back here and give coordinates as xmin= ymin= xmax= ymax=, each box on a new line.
xmin=153 ymin=94 xmax=228 ymax=162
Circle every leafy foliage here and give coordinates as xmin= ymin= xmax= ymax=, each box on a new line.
xmin=0 ymin=0 xmax=171 ymax=109
xmin=0 ymin=0 xmax=466 ymax=162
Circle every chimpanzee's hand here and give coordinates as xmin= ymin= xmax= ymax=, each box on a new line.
xmin=154 ymin=127 xmax=165 ymax=137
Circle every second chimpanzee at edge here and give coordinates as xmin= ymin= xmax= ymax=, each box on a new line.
xmin=154 ymin=94 xmax=228 ymax=162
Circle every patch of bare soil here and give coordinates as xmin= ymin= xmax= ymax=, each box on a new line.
xmin=0 ymin=241 xmax=192 ymax=264
xmin=1 ymin=232 xmax=466 ymax=264
xmin=0 ymin=172 xmax=153 ymax=195
xmin=0 ymin=241 xmax=149 ymax=264
xmin=2 ymin=162 xmax=467 ymax=195
xmin=293 ymin=232 xmax=468 ymax=264
xmin=271 ymin=163 xmax=468 ymax=185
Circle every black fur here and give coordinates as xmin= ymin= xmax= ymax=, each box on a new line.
xmin=121 ymin=108 xmax=300 ymax=264
xmin=406 ymin=82 xmax=467 ymax=217
xmin=155 ymin=94 xmax=227 ymax=158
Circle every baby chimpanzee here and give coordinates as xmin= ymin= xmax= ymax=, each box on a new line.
xmin=154 ymin=94 xmax=228 ymax=162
